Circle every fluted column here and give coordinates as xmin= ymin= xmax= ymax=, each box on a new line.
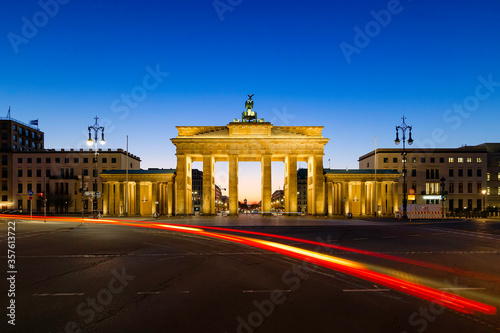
xmin=327 ymin=181 xmax=333 ymax=216
xmin=285 ymin=155 xmax=297 ymax=214
xmin=387 ymin=181 xmax=393 ymax=215
xmin=135 ymin=181 xmax=141 ymax=216
xmin=151 ymin=182 xmax=158 ymax=215
xmin=360 ymin=181 xmax=366 ymax=216
xmin=175 ymin=155 xmax=192 ymax=215
xmin=167 ymin=181 xmax=174 ymax=216
xmin=203 ymin=155 xmax=214 ymax=215
xmin=229 ymin=155 xmax=239 ymax=216
xmin=261 ymin=155 xmax=272 ymax=214
xmin=102 ymin=182 xmax=109 ymax=215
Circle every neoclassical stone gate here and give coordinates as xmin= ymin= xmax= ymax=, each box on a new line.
xmin=171 ymin=122 xmax=329 ymax=216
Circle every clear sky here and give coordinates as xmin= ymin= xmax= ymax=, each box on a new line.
xmin=2 ymin=0 xmax=500 ymax=203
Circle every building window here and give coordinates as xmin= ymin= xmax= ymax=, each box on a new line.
xmin=477 ymin=183 xmax=482 ymax=194
xmin=421 ymin=158 xmax=426 ymax=163
xmin=430 ymin=157 xmax=435 ymax=163
xmin=36 ymin=183 xmax=41 ymax=193
xmin=366 ymin=163 xmax=369 ymax=168
xmin=439 ymin=157 xmax=444 ymax=163
xmin=449 ymin=183 xmax=454 ymax=194
xmin=46 ymin=158 xmax=51 ymax=163
xmin=84 ymin=158 xmax=89 ymax=163
xmin=1 ymin=195 xmax=7 ymax=201
xmin=64 ymin=158 xmax=69 ymax=163
xmin=83 ymin=169 xmax=88 ymax=176
xmin=487 ymin=187 xmax=490 ymax=195
xmin=18 ymin=169 xmax=22 ymax=177
xmin=467 ymin=158 xmax=472 ymax=163
xmin=412 ymin=157 xmax=417 ymax=163
xmin=487 ymin=173 xmax=490 ymax=181
xmin=449 ymin=157 xmax=454 ymax=163
xmin=27 ymin=169 xmax=32 ymax=177
xmin=46 ymin=169 xmax=51 ymax=177
xmin=2 ymin=168 xmax=7 ymax=178
xmin=411 ymin=169 xmax=416 ymax=177
xmin=392 ymin=157 xmax=397 ymax=163
xmin=477 ymin=157 xmax=482 ymax=163
xmin=458 ymin=183 xmax=463 ymax=193
xmin=498 ymin=172 xmax=500 ymax=180
xmin=449 ymin=169 xmax=454 ymax=177
xmin=477 ymin=169 xmax=482 ymax=177
xmin=458 ymin=157 xmax=463 ymax=163
xmin=426 ymin=183 xmax=439 ymax=194
xmin=467 ymin=183 xmax=473 ymax=193
xmin=2 ymin=181 xmax=7 ymax=191
xmin=102 ymin=158 xmax=108 ymax=163
xmin=55 ymin=158 xmax=60 ymax=163
xmin=36 ymin=169 xmax=41 ymax=177
xmin=18 ymin=183 xmax=22 ymax=193
xmin=111 ymin=158 xmax=116 ymax=163
xmin=27 ymin=158 xmax=32 ymax=163
xmin=18 ymin=158 xmax=22 ymax=163
xmin=93 ymin=169 xmax=97 ymax=177
xmin=467 ymin=169 xmax=472 ymax=177
xmin=383 ymin=158 xmax=388 ymax=163
xmin=74 ymin=158 xmax=79 ymax=163
xmin=458 ymin=169 xmax=463 ymax=177
xmin=36 ymin=158 xmax=41 ymax=163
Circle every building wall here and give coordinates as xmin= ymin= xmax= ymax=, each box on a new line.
xmin=297 ymin=168 xmax=307 ymax=213
xmin=359 ymin=147 xmax=488 ymax=212
xmin=483 ymin=143 xmax=500 ymax=209
xmin=1 ymin=148 xmax=140 ymax=213
xmin=0 ymin=119 xmax=44 ymax=152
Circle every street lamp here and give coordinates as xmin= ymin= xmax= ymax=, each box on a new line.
xmin=482 ymin=189 xmax=486 ymax=216
xmin=395 ymin=116 xmax=413 ymax=220
xmin=86 ymin=116 xmax=105 ymax=218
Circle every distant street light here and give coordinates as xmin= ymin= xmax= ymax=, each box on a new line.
xmin=86 ymin=116 xmax=105 ymax=218
xmin=395 ymin=116 xmax=413 ymax=220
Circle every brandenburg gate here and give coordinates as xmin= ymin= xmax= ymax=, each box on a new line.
xmin=171 ymin=95 xmax=330 ymax=216
xmin=101 ymin=96 xmax=400 ymax=217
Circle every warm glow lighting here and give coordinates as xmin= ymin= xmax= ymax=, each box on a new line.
xmin=86 ymin=139 xmax=93 ymax=146
xmin=482 ymin=190 xmax=486 ymax=195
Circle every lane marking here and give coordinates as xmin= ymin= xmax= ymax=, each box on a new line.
xmin=33 ymin=293 xmax=84 ymax=296
xmin=342 ymin=289 xmax=390 ymax=292
xmin=137 ymin=291 xmax=189 ymax=295
xmin=439 ymin=288 xmax=486 ymax=291
xmin=242 ymin=290 xmax=292 ymax=293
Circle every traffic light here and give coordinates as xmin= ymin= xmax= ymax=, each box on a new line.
xmin=442 ymin=195 xmax=447 ymax=201
xmin=38 ymin=192 xmax=44 ymax=198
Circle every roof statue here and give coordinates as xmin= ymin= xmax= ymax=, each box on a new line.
xmin=234 ymin=94 xmax=265 ymax=122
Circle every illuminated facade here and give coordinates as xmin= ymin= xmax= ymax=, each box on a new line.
xmin=359 ymin=146 xmax=489 ymax=212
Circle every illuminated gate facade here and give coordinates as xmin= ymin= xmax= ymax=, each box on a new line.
xmin=171 ymin=122 xmax=329 ymax=216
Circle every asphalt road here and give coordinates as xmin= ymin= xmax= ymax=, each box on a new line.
xmin=1 ymin=216 xmax=499 ymax=333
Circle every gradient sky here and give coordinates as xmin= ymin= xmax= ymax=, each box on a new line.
xmin=2 ymin=0 xmax=500 ymax=202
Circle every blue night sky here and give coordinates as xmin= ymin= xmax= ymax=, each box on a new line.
xmin=2 ymin=0 xmax=500 ymax=202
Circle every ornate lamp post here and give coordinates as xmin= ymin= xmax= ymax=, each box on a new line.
xmin=86 ymin=116 xmax=105 ymax=218
xmin=394 ymin=116 xmax=413 ymax=220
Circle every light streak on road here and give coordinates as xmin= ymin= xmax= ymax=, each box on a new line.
xmin=2 ymin=214 xmax=497 ymax=315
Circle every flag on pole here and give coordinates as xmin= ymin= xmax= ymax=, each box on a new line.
xmin=30 ymin=119 xmax=38 ymax=126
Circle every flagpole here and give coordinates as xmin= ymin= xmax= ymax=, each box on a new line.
xmin=375 ymin=136 xmax=377 ymax=218
xmin=125 ymin=135 xmax=128 ymax=216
